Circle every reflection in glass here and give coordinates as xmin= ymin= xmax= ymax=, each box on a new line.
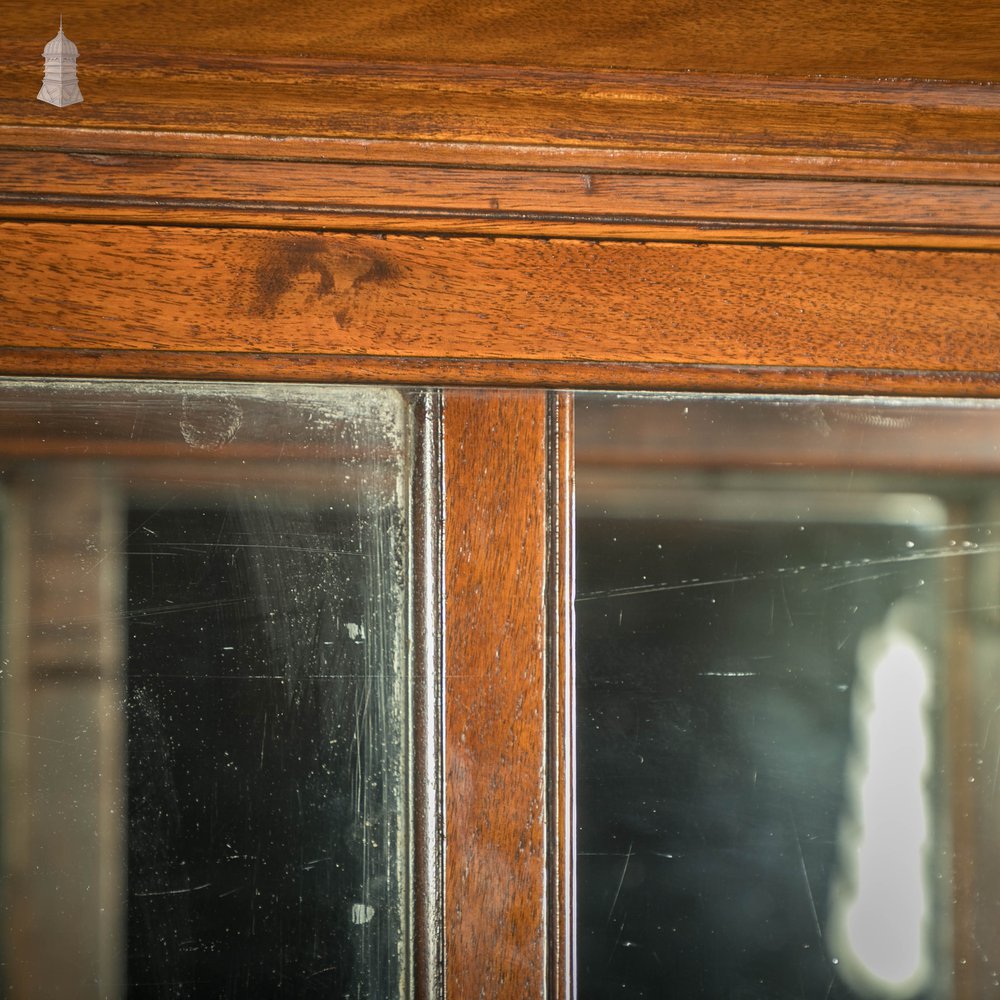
xmin=576 ymin=393 xmax=1000 ymax=1000
xmin=0 ymin=380 xmax=410 ymax=997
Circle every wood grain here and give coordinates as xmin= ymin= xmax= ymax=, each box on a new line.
xmin=4 ymin=2 xmax=999 ymax=237
xmin=3 ymin=149 xmax=1000 ymax=247
xmin=0 ymin=4 xmax=997 ymax=997
xmin=3 ymin=0 xmax=1000 ymax=82
xmin=443 ymin=390 xmax=548 ymax=999
xmin=5 ymin=124 xmax=1000 ymax=185
xmin=2 ymin=223 xmax=999 ymax=377
xmin=2 ymin=49 xmax=1000 ymax=184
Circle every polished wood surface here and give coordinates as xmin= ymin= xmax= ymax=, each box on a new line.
xmin=1 ymin=4 xmax=999 ymax=996
xmin=2 ymin=64 xmax=998 ymax=170
xmin=443 ymin=391 xmax=548 ymax=998
xmin=2 ymin=1 xmax=999 ymax=202
xmin=3 ymin=149 xmax=1000 ymax=248
xmin=3 ymin=223 xmax=998 ymax=388
xmin=1 ymin=62 xmax=998 ymax=188
xmin=3 ymin=3 xmax=999 ymax=250
xmin=4 ymin=1 xmax=999 ymax=80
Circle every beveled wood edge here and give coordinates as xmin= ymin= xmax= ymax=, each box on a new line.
xmin=2 ymin=57 xmax=999 ymax=165
xmin=548 ymin=392 xmax=576 ymax=1000
xmin=3 ymin=210 xmax=1000 ymax=250
xmin=1 ymin=350 xmax=998 ymax=398
xmin=3 ymin=55 xmax=1000 ymax=210
xmin=1 ymin=213 xmax=990 ymax=252
xmin=5 ymin=123 xmax=1000 ymax=184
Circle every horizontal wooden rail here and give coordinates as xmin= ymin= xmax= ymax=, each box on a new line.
xmin=1 ymin=223 xmax=998 ymax=393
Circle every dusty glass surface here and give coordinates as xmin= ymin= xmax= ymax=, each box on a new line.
xmin=576 ymin=393 xmax=1000 ymax=1000
xmin=0 ymin=379 xmax=411 ymax=998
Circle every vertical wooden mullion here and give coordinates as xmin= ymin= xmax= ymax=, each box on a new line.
xmin=442 ymin=389 xmax=550 ymax=998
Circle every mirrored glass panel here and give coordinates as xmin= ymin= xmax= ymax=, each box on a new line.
xmin=0 ymin=380 xmax=411 ymax=997
xmin=576 ymin=393 xmax=1000 ymax=1000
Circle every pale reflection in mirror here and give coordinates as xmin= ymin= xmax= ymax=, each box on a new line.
xmin=0 ymin=379 xmax=410 ymax=997
xmin=576 ymin=393 xmax=1000 ymax=1000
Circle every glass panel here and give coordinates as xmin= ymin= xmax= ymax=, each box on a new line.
xmin=576 ymin=393 xmax=1000 ymax=1000
xmin=0 ymin=379 xmax=411 ymax=997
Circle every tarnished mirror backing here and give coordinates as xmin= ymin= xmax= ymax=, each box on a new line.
xmin=0 ymin=380 xmax=411 ymax=997
xmin=576 ymin=393 xmax=1000 ymax=1000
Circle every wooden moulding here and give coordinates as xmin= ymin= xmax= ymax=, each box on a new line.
xmin=1 ymin=222 xmax=999 ymax=394
xmin=2 ymin=350 xmax=1000 ymax=397
xmin=442 ymin=390 xmax=549 ymax=999
xmin=2 ymin=50 xmax=1000 ymax=247
xmin=548 ymin=392 xmax=576 ymax=1000
xmin=410 ymin=390 xmax=445 ymax=1000
xmin=2 ymin=148 xmax=1000 ymax=248
xmin=1 ymin=56 xmax=999 ymax=168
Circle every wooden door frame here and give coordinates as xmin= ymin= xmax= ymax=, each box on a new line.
xmin=3 ymin=38 xmax=1000 ymax=995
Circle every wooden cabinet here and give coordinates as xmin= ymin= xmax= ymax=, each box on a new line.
xmin=1 ymin=3 xmax=999 ymax=996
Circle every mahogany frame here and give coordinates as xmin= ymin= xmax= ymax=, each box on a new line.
xmin=2 ymin=23 xmax=1000 ymax=996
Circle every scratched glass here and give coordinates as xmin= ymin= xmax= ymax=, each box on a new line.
xmin=0 ymin=380 xmax=410 ymax=998
xmin=576 ymin=393 xmax=1000 ymax=1000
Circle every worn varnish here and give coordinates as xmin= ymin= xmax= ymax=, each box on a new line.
xmin=443 ymin=391 xmax=548 ymax=998
xmin=0 ymin=2 xmax=998 ymax=996
xmin=2 ymin=223 xmax=999 ymax=383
